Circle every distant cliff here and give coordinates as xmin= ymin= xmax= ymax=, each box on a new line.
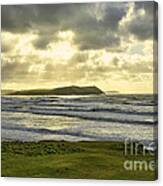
xmin=9 ymin=86 xmax=104 ymax=95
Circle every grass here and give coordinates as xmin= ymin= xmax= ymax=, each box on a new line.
xmin=1 ymin=141 xmax=157 ymax=180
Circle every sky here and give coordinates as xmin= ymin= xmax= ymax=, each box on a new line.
xmin=1 ymin=2 xmax=157 ymax=93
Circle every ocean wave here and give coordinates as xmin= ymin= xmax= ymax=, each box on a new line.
xmin=2 ymin=107 xmax=156 ymax=125
xmin=2 ymin=95 xmax=157 ymax=126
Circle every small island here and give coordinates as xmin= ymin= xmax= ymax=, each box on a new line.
xmin=8 ymin=85 xmax=104 ymax=95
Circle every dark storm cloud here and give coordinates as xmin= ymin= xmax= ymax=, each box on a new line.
xmin=134 ymin=1 xmax=154 ymax=14
xmin=1 ymin=3 xmax=128 ymax=50
xmin=99 ymin=3 xmax=128 ymax=30
xmin=1 ymin=1 xmax=156 ymax=51
xmin=1 ymin=5 xmax=34 ymax=32
xmin=126 ymin=1 xmax=156 ymax=40
xmin=74 ymin=30 xmax=120 ymax=50
xmin=32 ymin=34 xmax=57 ymax=49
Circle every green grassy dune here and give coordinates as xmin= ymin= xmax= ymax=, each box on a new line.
xmin=1 ymin=141 xmax=157 ymax=180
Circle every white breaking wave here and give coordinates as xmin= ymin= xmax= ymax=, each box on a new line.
xmin=1 ymin=94 xmax=157 ymax=142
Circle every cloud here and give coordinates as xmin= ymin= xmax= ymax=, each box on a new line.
xmin=2 ymin=60 xmax=31 ymax=82
xmin=32 ymin=34 xmax=56 ymax=49
xmin=119 ymin=1 xmax=157 ymax=40
xmin=1 ymin=32 xmax=17 ymax=53
xmin=1 ymin=42 xmax=12 ymax=53
xmin=1 ymin=5 xmax=34 ymax=33
xmin=2 ymin=54 xmax=45 ymax=83
xmin=1 ymin=2 xmax=156 ymax=93
xmin=2 ymin=3 xmax=128 ymax=50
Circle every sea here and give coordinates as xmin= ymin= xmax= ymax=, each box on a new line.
xmin=1 ymin=94 xmax=158 ymax=146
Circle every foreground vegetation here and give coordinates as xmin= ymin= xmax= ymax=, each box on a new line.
xmin=1 ymin=141 xmax=157 ymax=180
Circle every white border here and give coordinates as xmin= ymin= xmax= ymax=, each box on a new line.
xmin=0 ymin=0 xmax=162 ymax=186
